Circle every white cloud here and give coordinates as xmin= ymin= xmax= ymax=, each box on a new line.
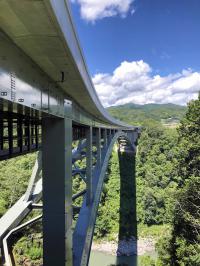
xmin=71 ymin=0 xmax=135 ymax=22
xmin=92 ymin=60 xmax=200 ymax=107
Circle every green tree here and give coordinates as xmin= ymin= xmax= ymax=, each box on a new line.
xmin=0 ymin=153 xmax=36 ymax=217
xmin=158 ymin=94 xmax=200 ymax=265
xmin=177 ymin=93 xmax=200 ymax=183
xmin=136 ymin=123 xmax=179 ymax=225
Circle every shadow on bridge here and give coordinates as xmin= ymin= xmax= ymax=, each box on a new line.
xmin=115 ymin=149 xmax=137 ymax=266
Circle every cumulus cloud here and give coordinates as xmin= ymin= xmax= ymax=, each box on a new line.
xmin=92 ymin=60 xmax=200 ymax=107
xmin=71 ymin=0 xmax=135 ymax=22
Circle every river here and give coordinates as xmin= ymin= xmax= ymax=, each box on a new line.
xmin=89 ymin=249 xmax=157 ymax=266
xmin=89 ymin=250 xmax=137 ymax=266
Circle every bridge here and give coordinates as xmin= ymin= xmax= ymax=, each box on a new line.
xmin=0 ymin=1 xmax=139 ymax=265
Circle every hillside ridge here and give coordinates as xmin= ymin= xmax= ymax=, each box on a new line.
xmin=107 ymin=103 xmax=187 ymax=126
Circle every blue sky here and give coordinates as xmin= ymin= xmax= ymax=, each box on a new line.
xmin=70 ymin=0 xmax=200 ymax=106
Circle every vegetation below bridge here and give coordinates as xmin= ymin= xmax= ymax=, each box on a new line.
xmin=0 ymin=98 xmax=199 ymax=265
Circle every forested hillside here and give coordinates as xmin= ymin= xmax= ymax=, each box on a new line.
xmin=0 ymin=154 xmax=36 ymax=217
xmin=108 ymin=103 xmax=186 ymax=126
xmin=101 ymin=98 xmax=199 ymax=265
xmin=156 ymin=95 xmax=200 ymax=265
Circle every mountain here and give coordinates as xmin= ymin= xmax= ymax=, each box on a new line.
xmin=107 ymin=103 xmax=187 ymax=126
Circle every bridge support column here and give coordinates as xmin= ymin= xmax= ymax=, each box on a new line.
xmin=0 ymin=117 xmax=3 ymax=151
xmin=108 ymin=129 xmax=112 ymax=143
xmin=86 ymin=126 xmax=93 ymax=205
xmin=96 ymin=128 xmax=101 ymax=167
xmin=103 ymin=128 xmax=107 ymax=147
xmin=42 ymin=103 xmax=73 ymax=266
xmin=128 ymin=131 xmax=138 ymax=150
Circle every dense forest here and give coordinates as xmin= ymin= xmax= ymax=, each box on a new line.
xmin=0 ymin=97 xmax=199 ymax=266
xmin=108 ymin=103 xmax=186 ymax=126
xmin=105 ymin=97 xmax=200 ymax=265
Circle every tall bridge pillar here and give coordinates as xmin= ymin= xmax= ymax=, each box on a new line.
xmin=95 ymin=128 xmax=102 ymax=167
xmin=103 ymin=129 xmax=108 ymax=147
xmin=86 ymin=126 xmax=93 ymax=206
xmin=42 ymin=102 xmax=73 ymax=266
